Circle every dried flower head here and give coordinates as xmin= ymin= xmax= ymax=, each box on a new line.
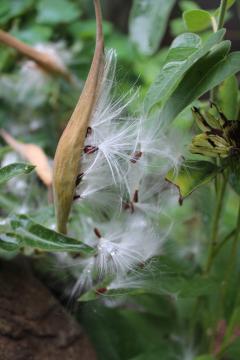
xmin=190 ymin=104 xmax=240 ymax=158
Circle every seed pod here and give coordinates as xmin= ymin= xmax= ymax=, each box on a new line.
xmin=0 ymin=30 xmax=71 ymax=81
xmin=53 ymin=0 xmax=104 ymax=234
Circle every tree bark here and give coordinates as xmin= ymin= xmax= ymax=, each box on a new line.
xmin=0 ymin=257 xmax=96 ymax=360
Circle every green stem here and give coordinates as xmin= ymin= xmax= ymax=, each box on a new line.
xmin=229 ymin=202 xmax=240 ymax=269
xmin=213 ymin=229 xmax=236 ymax=258
xmin=207 ymin=0 xmax=229 ymax=265
xmin=210 ymin=0 xmax=228 ymax=102
xmin=221 ymin=201 xmax=240 ymax=301
xmin=210 ymin=203 xmax=240 ymax=359
xmin=205 ymin=177 xmax=227 ymax=274
xmin=217 ymin=0 xmax=228 ymax=30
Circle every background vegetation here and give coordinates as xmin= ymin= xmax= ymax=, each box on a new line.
xmin=1 ymin=1 xmax=240 ymax=359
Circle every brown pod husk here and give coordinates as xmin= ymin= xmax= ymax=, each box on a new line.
xmin=53 ymin=0 xmax=104 ymax=234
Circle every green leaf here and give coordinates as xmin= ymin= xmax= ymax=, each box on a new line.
xmin=12 ymin=25 xmax=53 ymax=45
xmin=194 ymin=356 xmax=215 ymax=360
xmin=0 ymin=193 xmax=19 ymax=212
xmin=218 ymin=75 xmax=239 ymax=120
xmin=0 ymin=163 xmax=34 ymax=185
xmin=129 ymin=0 xmax=176 ymax=55
xmin=183 ymin=10 xmax=213 ymax=32
xmin=0 ymin=233 xmax=19 ymax=252
xmin=180 ymin=1 xmax=200 ymax=11
xmin=36 ymin=0 xmax=81 ymax=25
xmin=10 ymin=215 xmax=95 ymax=255
xmin=160 ymin=44 xmax=240 ymax=124
xmin=145 ymin=29 xmax=225 ymax=113
xmin=80 ymin=302 xmax=177 ymax=360
xmin=166 ymin=160 xmax=219 ymax=204
xmin=0 ymin=0 xmax=34 ymax=24
xmin=68 ymin=20 xmax=113 ymax=40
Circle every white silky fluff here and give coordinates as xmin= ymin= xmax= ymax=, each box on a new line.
xmin=58 ymin=48 xmax=181 ymax=298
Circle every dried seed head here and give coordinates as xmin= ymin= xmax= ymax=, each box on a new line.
xmin=53 ymin=0 xmax=105 ymax=234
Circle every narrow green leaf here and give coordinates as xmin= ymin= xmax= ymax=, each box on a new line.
xmin=129 ymin=0 xmax=176 ymax=55
xmin=183 ymin=10 xmax=212 ymax=32
xmin=218 ymin=75 xmax=239 ymax=120
xmin=145 ymin=29 xmax=225 ymax=113
xmin=0 ymin=163 xmax=34 ymax=185
xmin=166 ymin=160 xmax=219 ymax=204
xmin=194 ymin=356 xmax=215 ymax=360
xmin=11 ymin=215 xmax=95 ymax=254
xmin=160 ymin=43 xmax=240 ymax=124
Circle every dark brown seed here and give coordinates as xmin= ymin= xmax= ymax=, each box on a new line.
xmin=73 ymin=195 xmax=81 ymax=200
xmin=75 ymin=173 xmax=84 ymax=186
xmin=94 ymin=227 xmax=102 ymax=238
xmin=130 ymin=151 xmax=142 ymax=163
xmin=133 ymin=189 xmax=139 ymax=203
xmin=84 ymin=145 xmax=98 ymax=154
xmin=86 ymin=127 xmax=92 ymax=137
xmin=96 ymin=287 xmax=107 ymax=294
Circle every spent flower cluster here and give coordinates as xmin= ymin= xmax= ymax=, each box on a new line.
xmin=58 ymin=49 xmax=181 ymax=298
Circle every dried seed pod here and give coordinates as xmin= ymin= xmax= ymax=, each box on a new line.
xmin=53 ymin=0 xmax=104 ymax=234
xmin=0 ymin=129 xmax=52 ymax=187
xmin=0 ymin=30 xmax=71 ymax=80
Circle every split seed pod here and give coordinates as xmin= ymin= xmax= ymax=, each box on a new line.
xmin=53 ymin=0 xmax=104 ymax=234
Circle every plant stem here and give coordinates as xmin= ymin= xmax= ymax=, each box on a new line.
xmin=221 ymin=200 xmax=240 ymax=302
xmin=229 ymin=202 xmax=240 ymax=269
xmin=217 ymin=0 xmax=228 ymax=30
xmin=205 ymin=176 xmax=227 ymax=274
xmin=213 ymin=228 xmax=236 ymax=258
xmin=207 ymin=0 xmax=229 ymax=268
xmin=210 ymin=0 xmax=228 ymax=102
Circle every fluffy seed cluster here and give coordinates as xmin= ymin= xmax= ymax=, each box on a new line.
xmin=58 ymin=49 xmax=180 ymax=298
